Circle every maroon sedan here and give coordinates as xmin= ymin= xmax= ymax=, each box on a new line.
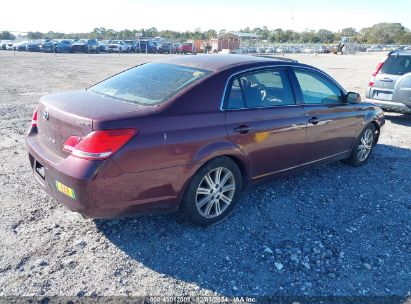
xmin=26 ymin=55 xmax=385 ymax=226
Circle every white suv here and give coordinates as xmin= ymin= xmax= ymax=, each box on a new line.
xmin=366 ymin=51 xmax=411 ymax=113
xmin=107 ymin=40 xmax=130 ymax=53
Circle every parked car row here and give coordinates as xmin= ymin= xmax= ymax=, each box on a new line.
xmin=366 ymin=45 xmax=411 ymax=52
xmin=0 ymin=38 xmax=197 ymax=54
xmin=3 ymin=39 xmax=409 ymax=56
xmin=233 ymin=44 xmax=411 ymax=55
xmin=234 ymin=45 xmax=332 ymax=55
xmin=0 ymin=39 xmax=100 ymax=53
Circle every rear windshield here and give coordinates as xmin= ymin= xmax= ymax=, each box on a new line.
xmin=88 ymin=63 xmax=212 ymax=105
xmin=381 ymin=55 xmax=411 ymax=75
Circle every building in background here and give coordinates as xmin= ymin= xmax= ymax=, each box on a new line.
xmin=210 ymin=32 xmax=259 ymax=53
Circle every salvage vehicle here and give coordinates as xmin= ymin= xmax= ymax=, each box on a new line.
xmin=366 ymin=51 xmax=411 ymax=113
xmin=135 ymin=40 xmax=158 ymax=53
xmin=124 ymin=40 xmax=137 ymax=52
xmin=71 ymin=39 xmax=99 ymax=53
xmin=26 ymin=40 xmax=46 ymax=52
xmin=107 ymin=40 xmax=130 ymax=53
xmin=0 ymin=40 xmax=10 ymax=50
xmin=180 ymin=42 xmax=196 ymax=54
xmin=25 ymin=55 xmax=385 ymax=226
xmin=5 ymin=40 xmax=14 ymax=50
xmin=42 ymin=40 xmax=73 ymax=53
xmin=13 ymin=41 xmax=29 ymax=51
xmin=157 ymin=41 xmax=174 ymax=54
xmin=98 ymin=40 xmax=109 ymax=52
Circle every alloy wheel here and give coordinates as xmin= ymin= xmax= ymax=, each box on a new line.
xmin=357 ymin=129 xmax=374 ymax=161
xmin=195 ymin=167 xmax=236 ymax=219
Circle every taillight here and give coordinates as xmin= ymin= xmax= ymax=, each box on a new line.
xmin=63 ymin=129 xmax=137 ymax=160
xmin=31 ymin=107 xmax=38 ymax=127
xmin=369 ymin=61 xmax=384 ymax=87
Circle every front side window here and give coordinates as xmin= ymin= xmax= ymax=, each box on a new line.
xmin=89 ymin=63 xmax=211 ymax=105
xmin=226 ymin=69 xmax=295 ymax=109
xmin=294 ymin=69 xmax=343 ymax=104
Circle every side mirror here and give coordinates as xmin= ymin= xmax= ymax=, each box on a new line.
xmin=346 ymin=92 xmax=361 ymax=104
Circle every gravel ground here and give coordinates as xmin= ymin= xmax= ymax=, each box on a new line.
xmin=0 ymin=51 xmax=410 ymax=300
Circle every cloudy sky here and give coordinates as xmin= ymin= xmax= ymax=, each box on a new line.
xmin=2 ymin=0 xmax=410 ymax=34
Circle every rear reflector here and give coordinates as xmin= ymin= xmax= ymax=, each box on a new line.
xmin=63 ymin=129 xmax=137 ymax=160
xmin=31 ymin=107 xmax=38 ymax=127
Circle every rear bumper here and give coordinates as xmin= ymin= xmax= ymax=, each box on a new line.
xmin=25 ymin=131 xmax=185 ymax=218
xmin=365 ymin=98 xmax=411 ymax=114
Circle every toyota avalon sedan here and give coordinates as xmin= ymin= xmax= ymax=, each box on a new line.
xmin=25 ymin=55 xmax=385 ymax=226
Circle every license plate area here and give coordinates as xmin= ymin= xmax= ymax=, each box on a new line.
xmin=35 ymin=160 xmax=45 ymax=180
xmin=373 ymin=90 xmax=393 ymax=101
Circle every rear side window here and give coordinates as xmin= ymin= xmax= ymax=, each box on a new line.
xmin=227 ymin=79 xmax=245 ymax=109
xmin=89 ymin=63 xmax=211 ymax=105
xmin=226 ymin=69 xmax=295 ymax=109
xmin=294 ymin=69 xmax=343 ymax=104
xmin=380 ymin=55 xmax=411 ymax=75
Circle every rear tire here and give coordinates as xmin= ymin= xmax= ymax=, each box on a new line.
xmin=343 ymin=124 xmax=376 ymax=167
xmin=181 ymin=157 xmax=242 ymax=226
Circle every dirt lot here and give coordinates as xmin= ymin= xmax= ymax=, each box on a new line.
xmin=0 ymin=51 xmax=410 ymax=299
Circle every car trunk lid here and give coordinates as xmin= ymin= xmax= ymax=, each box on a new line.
xmin=371 ymin=73 xmax=401 ymax=101
xmin=36 ymin=90 xmax=157 ymax=158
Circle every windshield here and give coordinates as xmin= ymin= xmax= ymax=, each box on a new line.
xmin=89 ymin=63 xmax=212 ymax=105
xmin=381 ymin=55 xmax=411 ymax=75
xmin=110 ymin=40 xmax=120 ymax=44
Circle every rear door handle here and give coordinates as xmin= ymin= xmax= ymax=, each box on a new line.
xmin=233 ymin=125 xmax=253 ymax=134
xmin=308 ymin=117 xmax=320 ymax=125
xmin=380 ymin=78 xmax=393 ymax=82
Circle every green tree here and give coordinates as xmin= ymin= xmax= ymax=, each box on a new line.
xmin=0 ymin=31 xmax=15 ymax=39
xmin=360 ymin=23 xmax=407 ymax=44
xmin=204 ymin=29 xmax=217 ymax=39
xmin=27 ymin=31 xmax=43 ymax=39
xmin=299 ymin=30 xmax=318 ymax=43
xmin=145 ymin=27 xmax=158 ymax=37
xmin=316 ymin=29 xmax=334 ymax=43
xmin=398 ymin=31 xmax=411 ymax=44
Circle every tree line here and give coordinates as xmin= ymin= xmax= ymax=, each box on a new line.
xmin=1 ymin=23 xmax=410 ymax=44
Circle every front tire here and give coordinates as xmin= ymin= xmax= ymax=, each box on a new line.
xmin=181 ymin=157 xmax=242 ymax=226
xmin=343 ymin=124 xmax=376 ymax=167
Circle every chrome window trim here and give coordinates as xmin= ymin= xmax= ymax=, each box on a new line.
xmin=220 ymin=64 xmax=347 ymax=111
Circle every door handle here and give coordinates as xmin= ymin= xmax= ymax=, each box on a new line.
xmin=380 ymin=78 xmax=393 ymax=82
xmin=233 ymin=125 xmax=253 ymax=134
xmin=308 ymin=117 xmax=320 ymax=125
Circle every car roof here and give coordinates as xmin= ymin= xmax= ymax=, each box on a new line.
xmin=158 ymin=54 xmax=296 ymax=72
xmin=389 ymin=50 xmax=411 ymax=56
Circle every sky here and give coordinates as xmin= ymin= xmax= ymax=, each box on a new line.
xmin=1 ymin=0 xmax=410 ymax=34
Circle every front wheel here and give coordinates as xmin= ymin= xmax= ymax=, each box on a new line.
xmin=181 ymin=157 xmax=242 ymax=226
xmin=343 ymin=124 xmax=376 ymax=167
